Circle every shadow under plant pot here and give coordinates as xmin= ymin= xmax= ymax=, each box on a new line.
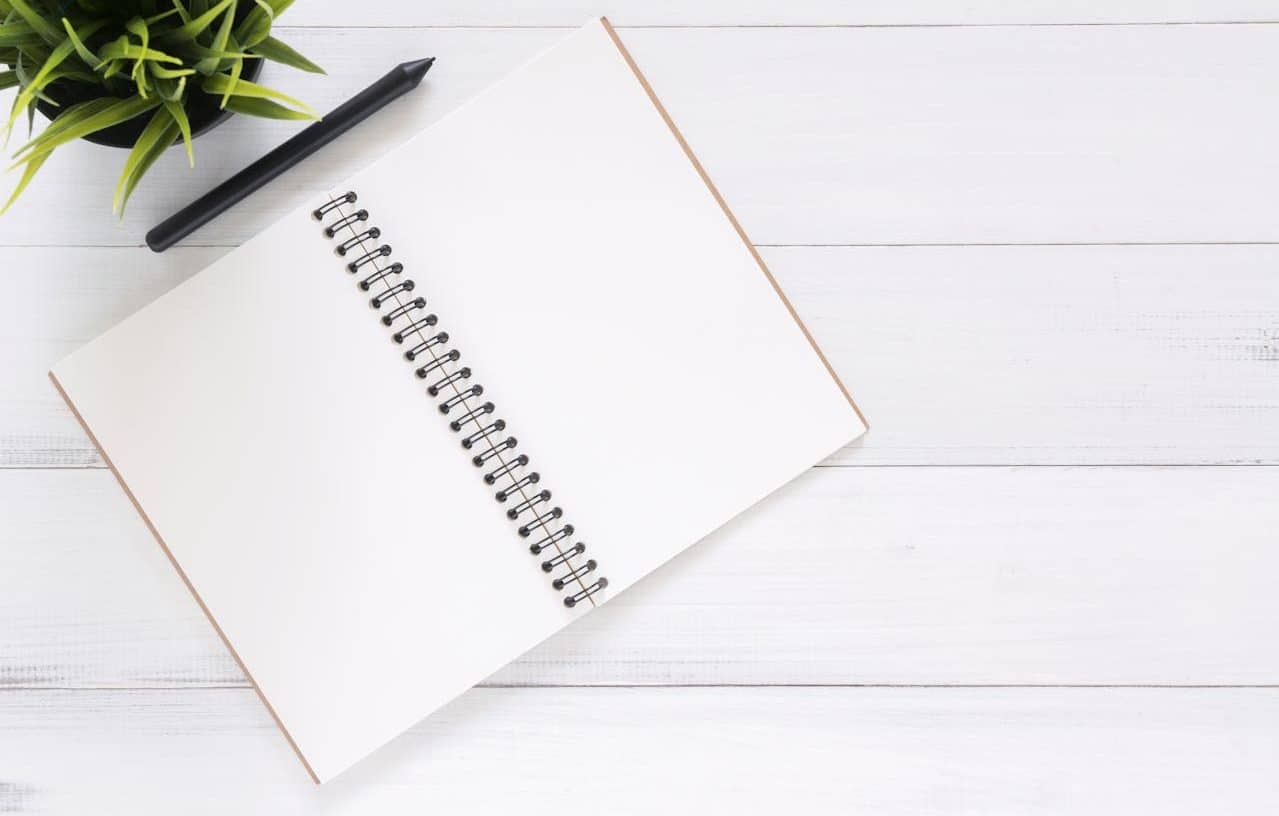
xmin=33 ymin=59 xmax=265 ymax=149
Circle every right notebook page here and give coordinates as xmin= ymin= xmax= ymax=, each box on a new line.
xmin=346 ymin=17 xmax=867 ymax=595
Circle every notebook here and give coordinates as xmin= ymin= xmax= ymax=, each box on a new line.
xmin=50 ymin=18 xmax=867 ymax=783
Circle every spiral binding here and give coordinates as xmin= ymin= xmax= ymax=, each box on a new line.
xmin=314 ymin=191 xmax=609 ymax=608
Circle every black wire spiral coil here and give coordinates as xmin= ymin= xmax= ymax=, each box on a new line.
xmin=314 ymin=191 xmax=608 ymax=609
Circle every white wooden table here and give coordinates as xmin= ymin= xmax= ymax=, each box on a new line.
xmin=2 ymin=3 xmax=1277 ymax=812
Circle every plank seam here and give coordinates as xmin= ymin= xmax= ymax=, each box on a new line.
xmin=3 ymin=241 xmax=1279 ymax=250
xmin=5 ymin=463 xmax=1277 ymax=471
xmin=3 ymin=683 xmax=1278 ymax=691
xmin=264 ymin=23 xmax=1279 ymax=30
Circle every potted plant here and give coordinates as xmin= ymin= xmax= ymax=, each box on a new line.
xmin=0 ymin=0 xmax=322 ymax=215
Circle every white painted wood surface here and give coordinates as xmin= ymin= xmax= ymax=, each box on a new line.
xmin=5 ymin=466 xmax=1278 ymax=687
xmin=0 ymin=3 xmax=1276 ymax=812
xmin=6 ymin=244 xmax=1276 ymax=467
xmin=2 ymin=688 xmax=1277 ymax=814
xmin=2 ymin=24 xmax=1278 ymax=246
xmin=284 ymin=2 xmax=1279 ymax=26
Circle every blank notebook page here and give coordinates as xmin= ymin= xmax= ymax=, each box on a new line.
xmin=51 ymin=19 xmax=866 ymax=784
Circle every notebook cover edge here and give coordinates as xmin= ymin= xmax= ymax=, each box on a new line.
xmin=598 ymin=17 xmax=868 ymax=431
xmin=47 ymin=369 xmax=324 ymax=785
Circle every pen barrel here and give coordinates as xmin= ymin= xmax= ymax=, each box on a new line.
xmin=146 ymin=70 xmax=419 ymax=252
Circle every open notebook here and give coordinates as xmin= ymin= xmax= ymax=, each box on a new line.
xmin=51 ymin=18 xmax=866 ymax=783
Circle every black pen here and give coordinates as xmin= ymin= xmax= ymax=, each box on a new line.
xmin=146 ymin=57 xmax=435 ymax=253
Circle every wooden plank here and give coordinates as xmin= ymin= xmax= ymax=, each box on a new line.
xmin=1 ymin=687 xmax=1276 ymax=811
xmin=282 ymin=2 xmax=1279 ymax=27
xmin=799 ymin=244 xmax=1279 ymax=466
xmin=4 ymin=245 xmax=1276 ymax=468
xmin=4 ymin=466 xmax=1276 ymax=688
xmin=2 ymin=25 xmax=1277 ymax=246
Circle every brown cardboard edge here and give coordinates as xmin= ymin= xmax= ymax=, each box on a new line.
xmin=48 ymin=370 xmax=324 ymax=786
xmin=599 ymin=18 xmax=868 ymax=430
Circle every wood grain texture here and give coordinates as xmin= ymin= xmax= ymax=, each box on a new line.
xmin=1 ymin=11 xmax=1276 ymax=809
xmin=4 ymin=244 xmax=1275 ymax=468
xmin=281 ymin=2 xmax=1279 ymax=27
xmin=1 ymin=24 xmax=1277 ymax=246
xmin=2 ymin=687 xmax=1277 ymax=813
xmin=4 ymin=466 xmax=1276 ymax=688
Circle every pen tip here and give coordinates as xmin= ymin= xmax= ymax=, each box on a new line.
xmin=400 ymin=57 xmax=436 ymax=85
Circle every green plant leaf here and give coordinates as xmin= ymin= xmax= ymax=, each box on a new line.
xmin=145 ymin=6 xmax=184 ymax=26
xmin=40 ymin=64 xmax=99 ymax=86
xmin=60 ymin=16 xmax=103 ymax=68
xmin=218 ymin=41 xmax=242 ymax=108
xmin=151 ymin=73 xmax=185 ymax=100
xmin=7 ymin=20 xmax=109 ymax=134
xmin=161 ymin=94 xmax=193 ymax=166
xmin=125 ymin=17 xmax=150 ymax=96
xmin=250 ymin=35 xmax=323 ymax=74
xmin=5 ymin=50 xmax=37 ymax=145
xmin=14 ymin=96 xmax=116 ymax=153
xmin=0 ymin=0 xmax=319 ymax=211
xmin=6 ymin=0 xmax=61 ymax=46
xmin=193 ymin=0 xmax=235 ymax=75
xmin=201 ymin=72 xmax=314 ymax=117
xmin=213 ymin=33 xmax=258 ymax=109
xmin=98 ymin=36 xmax=182 ymax=66
xmin=114 ymin=106 xmax=179 ymax=215
xmin=163 ymin=0 xmax=234 ymax=43
xmin=147 ymin=63 xmax=195 ymax=79
xmin=184 ymin=43 xmax=255 ymax=69
xmin=234 ymin=0 xmax=292 ymax=49
xmin=13 ymin=95 xmax=160 ymax=164
xmin=126 ymin=16 xmax=150 ymax=49
xmin=0 ymin=20 xmax=40 ymax=47
xmin=167 ymin=0 xmax=192 ymax=25
xmin=223 ymin=94 xmax=316 ymax=121
xmin=0 ymin=148 xmax=48 ymax=215
xmin=11 ymin=48 xmax=58 ymax=108
xmin=233 ymin=0 xmax=273 ymax=48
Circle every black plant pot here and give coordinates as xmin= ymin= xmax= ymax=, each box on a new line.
xmin=34 ymin=58 xmax=264 ymax=149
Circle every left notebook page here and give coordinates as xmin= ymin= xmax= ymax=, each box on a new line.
xmin=50 ymin=204 xmax=575 ymax=783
